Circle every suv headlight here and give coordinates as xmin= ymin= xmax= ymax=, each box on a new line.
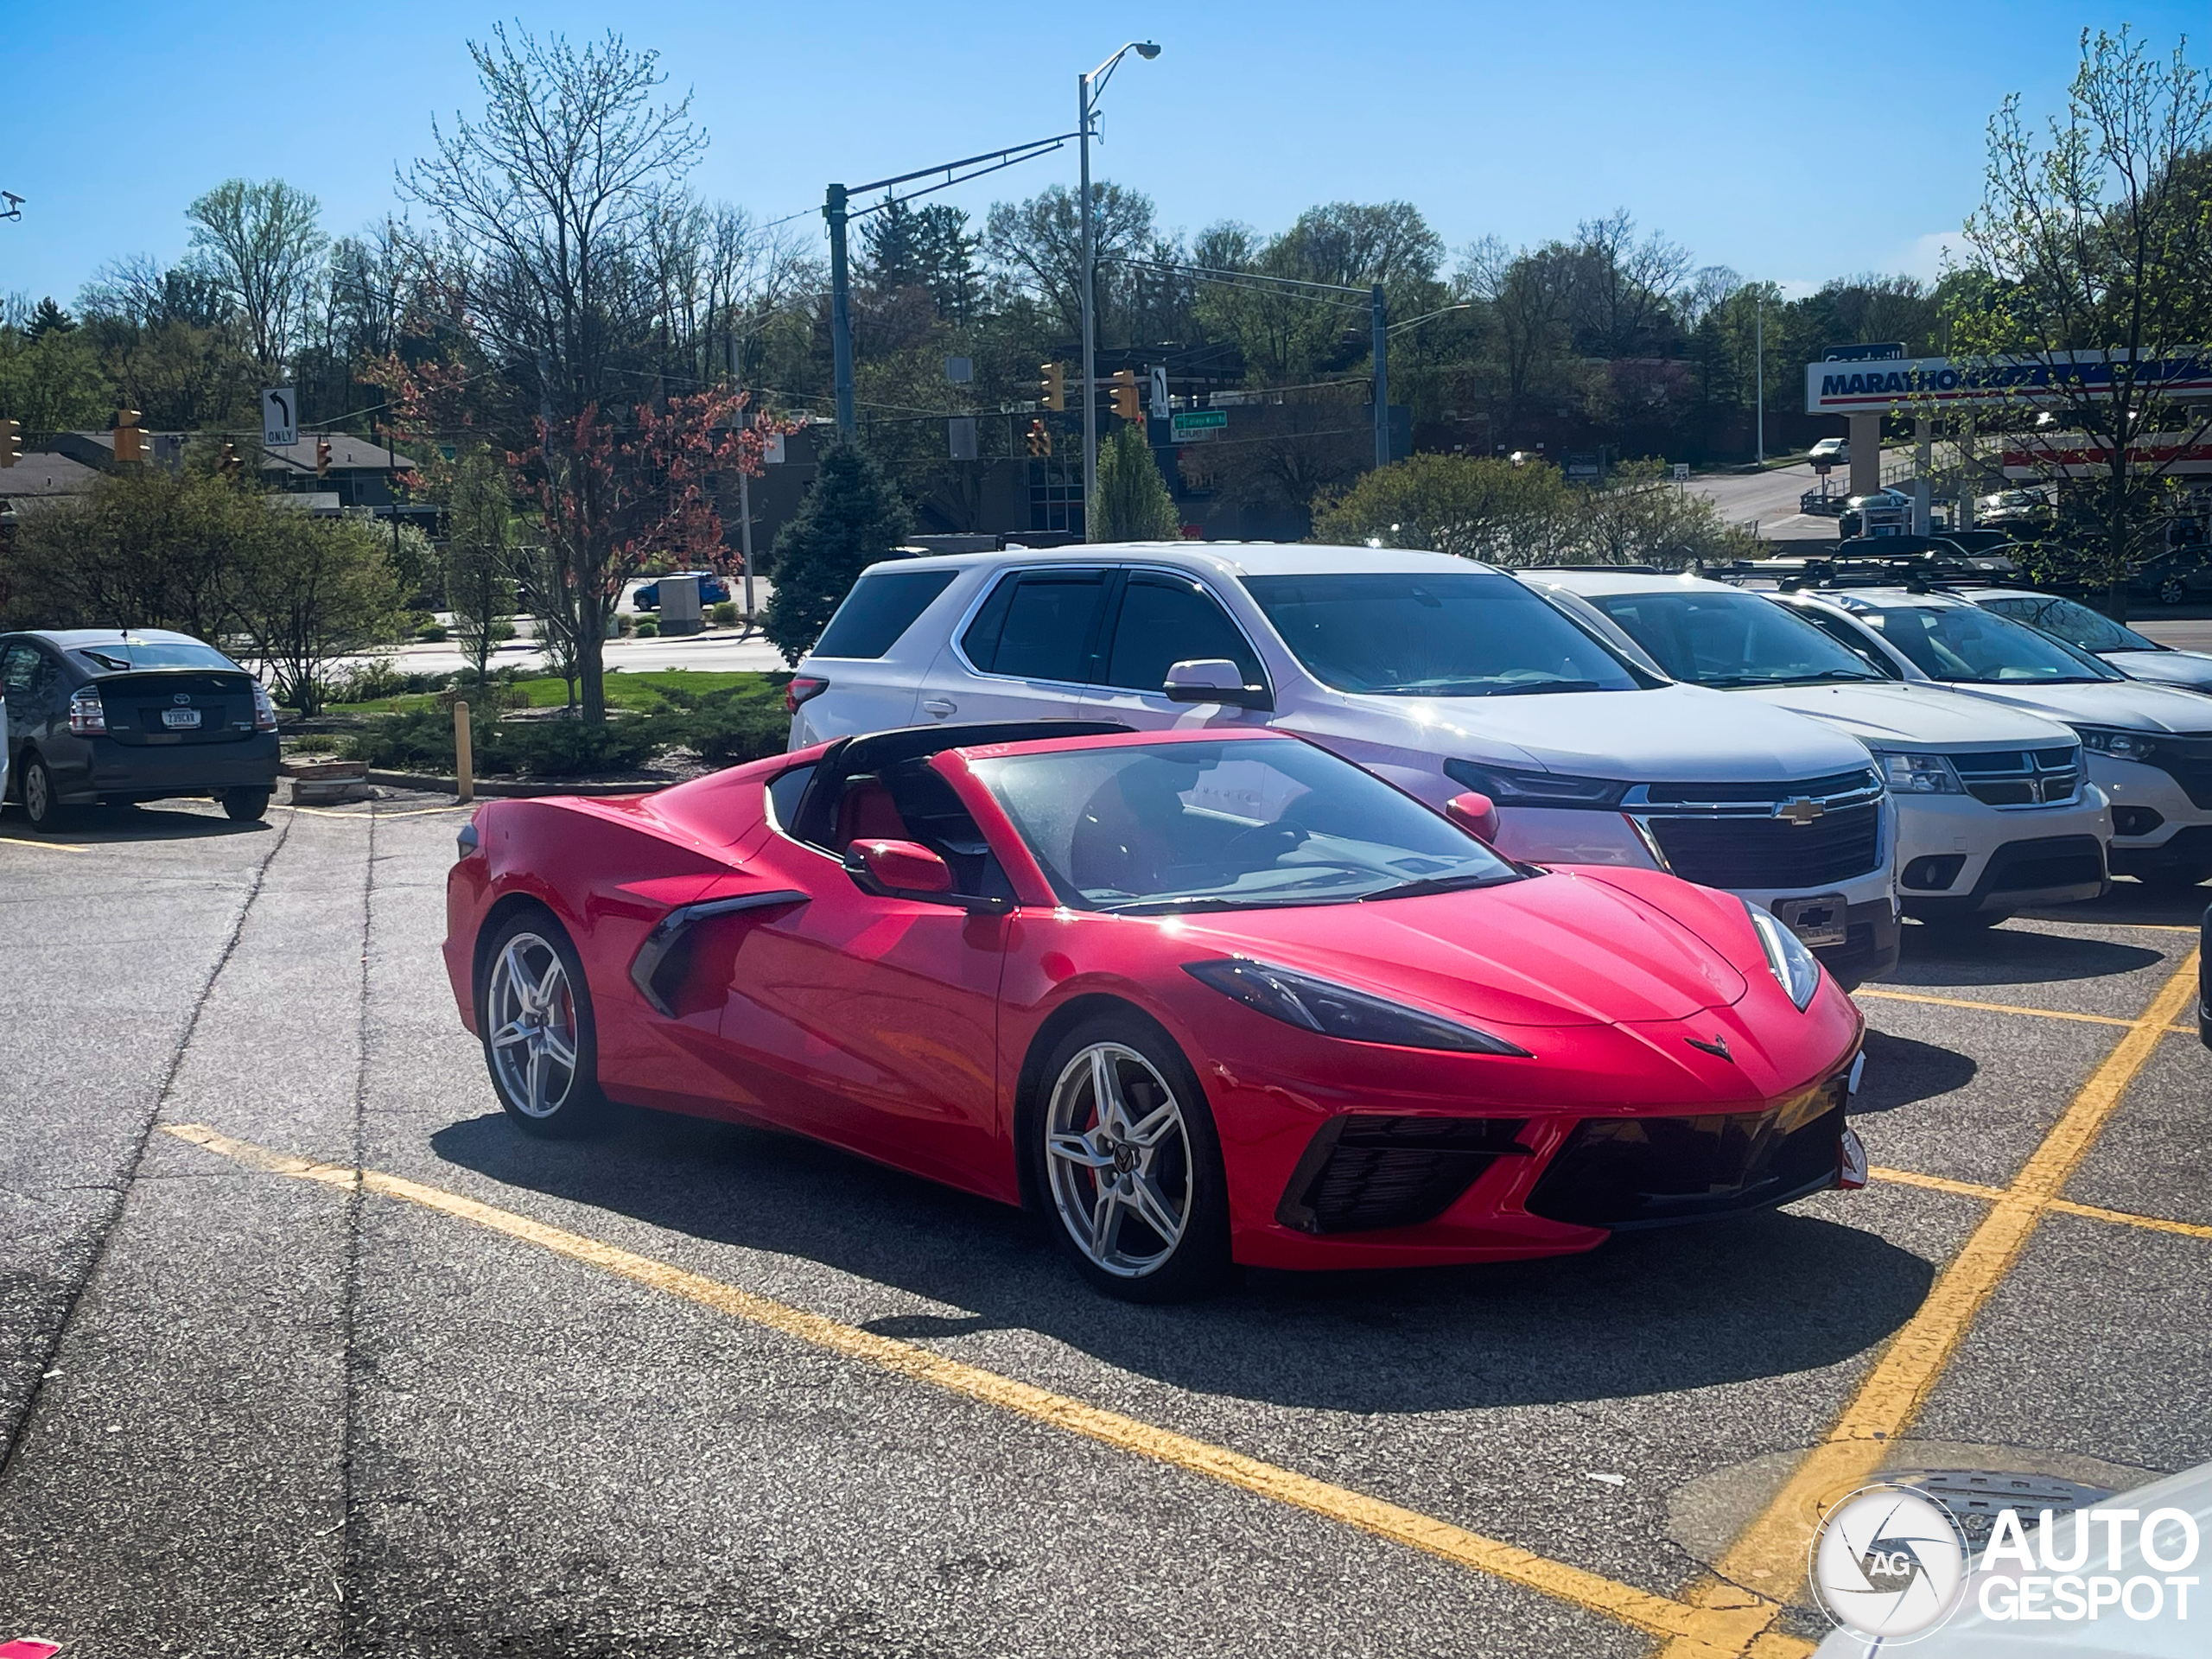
xmin=1871 ymin=750 xmax=1962 ymax=794
xmin=1444 ymin=759 xmax=1630 ymax=808
xmin=2074 ymin=726 xmax=2158 ymax=762
xmin=1184 ymin=957 xmax=1533 ymax=1055
xmin=1744 ymin=901 xmax=1822 ymax=1010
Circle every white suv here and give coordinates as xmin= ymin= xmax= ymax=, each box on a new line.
xmin=1765 ymin=585 xmax=2212 ymax=889
xmin=788 ymin=543 xmax=1902 ymax=985
xmin=1528 ymin=571 xmax=2112 ymax=929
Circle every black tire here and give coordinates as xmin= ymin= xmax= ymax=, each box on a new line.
xmin=2159 ymin=577 xmax=2188 ymax=606
xmin=223 ymin=787 xmax=273 ymax=822
xmin=18 ymin=754 xmax=66 ymax=833
xmin=1027 ymin=1011 xmax=1230 ymax=1302
xmin=477 ymin=908 xmax=613 ymax=1138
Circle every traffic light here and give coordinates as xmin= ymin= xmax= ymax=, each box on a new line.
xmin=315 ymin=436 xmax=333 ymax=477
xmin=0 ymin=419 xmax=19 ymax=468
xmin=218 ymin=441 xmax=242 ymax=479
xmin=1039 ymin=362 xmax=1065 ymax=411
xmin=1109 ymin=369 xmax=1141 ymax=423
xmin=1026 ymin=419 xmax=1052 ymax=458
xmin=113 ymin=409 xmax=144 ymax=463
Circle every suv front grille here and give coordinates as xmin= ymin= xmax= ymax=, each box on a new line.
xmin=1276 ymin=1115 xmax=1528 ymax=1235
xmin=1945 ymin=746 xmax=2082 ymax=806
xmin=1646 ymin=803 xmax=1882 ymax=887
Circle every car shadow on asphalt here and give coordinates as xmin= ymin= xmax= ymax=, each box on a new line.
xmin=428 ymin=1109 xmax=1935 ymax=1414
xmin=1887 ymin=923 xmax=2164 ymax=988
xmin=2020 ymin=881 xmax=2211 ymax=932
xmin=1847 ymin=1030 xmax=1978 ymax=1113
xmin=0 ymin=803 xmax=270 ymax=843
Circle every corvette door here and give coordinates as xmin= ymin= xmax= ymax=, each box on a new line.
xmin=718 ymin=765 xmax=1013 ymax=1197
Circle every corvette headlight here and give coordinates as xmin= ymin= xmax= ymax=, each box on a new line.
xmin=1183 ymin=957 xmax=1532 ymax=1055
xmin=1744 ymin=901 xmax=1822 ymax=1010
xmin=1444 ymin=759 xmax=1630 ymax=808
xmin=2074 ymin=726 xmax=2158 ymax=762
xmin=1872 ymin=750 xmax=1961 ymax=794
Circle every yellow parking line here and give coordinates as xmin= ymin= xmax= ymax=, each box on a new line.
xmin=1869 ymin=1166 xmax=2006 ymax=1203
xmin=0 ymin=836 xmax=89 ymax=853
xmin=1662 ymin=950 xmax=2199 ymax=1656
xmin=1855 ymin=988 xmax=2134 ymax=1028
xmin=156 ymin=1121 xmax=1796 ymax=1656
xmin=1873 ymin=1166 xmax=2212 ymax=1243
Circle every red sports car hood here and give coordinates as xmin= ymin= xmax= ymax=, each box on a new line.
xmin=1169 ymin=868 xmax=1751 ymax=1031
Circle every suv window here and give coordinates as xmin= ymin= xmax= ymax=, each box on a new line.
xmin=1101 ymin=573 xmax=1263 ymax=693
xmin=1792 ymin=607 xmax=1903 ymax=678
xmin=960 ymin=569 xmax=1109 ymax=683
xmin=813 ymin=569 xmax=958 ymax=659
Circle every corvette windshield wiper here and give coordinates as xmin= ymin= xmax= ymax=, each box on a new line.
xmin=1358 ymin=871 xmax=1511 ymax=901
xmin=1101 ymin=893 xmax=1351 ymax=917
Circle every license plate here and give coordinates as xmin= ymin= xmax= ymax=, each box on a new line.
xmin=1774 ymin=893 xmax=1848 ymax=948
xmin=162 ymin=708 xmax=201 ymax=729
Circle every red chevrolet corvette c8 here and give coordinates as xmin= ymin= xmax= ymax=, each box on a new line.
xmin=444 ymin=722 xmax=1866 ymax=1299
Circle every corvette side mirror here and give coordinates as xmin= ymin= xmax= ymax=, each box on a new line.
xmin=1445 ymin=791 xmax=1500 ymax=844
xmin=1162 ymin=658 xmax=1272 ymax=710
xmin=848 ymin=838 xmax=953 ymax=895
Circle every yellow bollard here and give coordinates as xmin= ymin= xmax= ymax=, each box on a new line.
xmin=454 ymin=700 xmax=474 ymax=803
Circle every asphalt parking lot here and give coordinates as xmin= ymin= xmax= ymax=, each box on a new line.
xmin=2 ymin=797 xmax=2207 ymax=1658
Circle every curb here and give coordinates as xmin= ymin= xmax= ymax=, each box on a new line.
xmin=362 ymin=769 xmax=675 ymax=799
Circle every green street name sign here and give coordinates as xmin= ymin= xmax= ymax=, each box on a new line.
xmin=1171 ymin=409 xmax=1228 ymax=442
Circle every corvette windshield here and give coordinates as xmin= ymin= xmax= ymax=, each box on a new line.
xmin=1242 ymin=570 xmax=1643 ymax=697
xmin=969 ymin=740 xmax=1517 ymax=913
xmin=1582 ymin=589 xmax=1885 ymax=687
xmin=1844 ymin=601 xmax=2121 ymax=684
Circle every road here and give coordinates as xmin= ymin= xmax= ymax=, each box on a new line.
xmin=3 ymin=800 xmax=2209 ymax=1656
xmin=1685 ymin=450 xmax=1923 ymax=545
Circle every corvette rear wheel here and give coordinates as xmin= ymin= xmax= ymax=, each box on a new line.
xmin=480 ymin=913 xmax=610 ymax=1137
xmin=1036 ymin=1018 xmax=1228 ymax=1301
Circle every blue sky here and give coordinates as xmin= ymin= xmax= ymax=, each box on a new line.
xmin=2 ymin=2 xmax=2201 ymax=308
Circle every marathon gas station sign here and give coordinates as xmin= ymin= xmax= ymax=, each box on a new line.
xmin=1807 ymin=350 xmax=2212 ymax=413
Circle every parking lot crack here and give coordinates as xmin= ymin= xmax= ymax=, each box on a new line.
xmin=0 ymin=810 xmax=296 ymax=1492
xmin=336 ymin=802 xmax=377 ymax=1655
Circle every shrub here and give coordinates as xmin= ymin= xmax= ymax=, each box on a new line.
xmin=416 ymin=621 xmax=450 ymax=643
xmin=635 ymin=618 xmax=659 ymax=638
xmin=710 ymin=601 xmax=738 ymax=626
xmin=289 ymin=734 xmax=340 ymax=754
xmin=672 ymin=681 xmax=791 ymax=767
xmin=343 ymin=708 xmax=678 ymax=778
xmin=323 ymin=660 xmax=454 ymax=705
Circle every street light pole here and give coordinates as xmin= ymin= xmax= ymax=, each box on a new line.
xmin=826 ymin=182 xmax=855 ymax=436
xmin=1370 ymin=284 xmax=1389 ymax=469
xmin=1077 ymin=41 xmax=1160 ymax=538
xmin=1754 ymin=289 xmax=1765 ymax=467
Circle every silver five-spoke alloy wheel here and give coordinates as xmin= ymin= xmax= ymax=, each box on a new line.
xmin=1044 ymin=1042 xmax=1194 ymax=1279
xmin=486 ymin=931 xmax=581 ymax=1119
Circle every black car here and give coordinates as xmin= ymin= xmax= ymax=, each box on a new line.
xmin=1 ymin=628 xmax=282 ymax=830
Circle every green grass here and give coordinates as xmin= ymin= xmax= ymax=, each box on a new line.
xmin=325 ymin=668 xmax=781 ymax=718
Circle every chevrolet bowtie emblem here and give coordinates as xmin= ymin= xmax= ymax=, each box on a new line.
xmin=1686 ymin=1034 xmax=1733 ymax=1062
xmin=1774 ymin=796 xmax=1825 ymax=826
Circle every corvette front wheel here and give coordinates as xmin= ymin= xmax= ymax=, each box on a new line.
xmin=1034 ymin=1017 xmax=1229 ymax=1302
xmin=480 ymin=912 xmax=612 ymax=1138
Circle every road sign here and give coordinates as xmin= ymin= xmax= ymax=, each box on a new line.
xmin=1563 ymin=449 xmax=1604 ymax=483
xmin=1671 ymin=462 xmax=1690 ymax=482
xmin=261 ymin=387 xmax=297 ymax=448
xmin=1171 ymin=409 xmax=1226 ymax=443
xmin=947 ymin=416 xmax=976 ymax=461
xmin=1149 ymin=365 xmax=1169 ymax=420
xmin=1822 ymin=342 xmax=1906 ymax=363
xmin=762 ymin=432 xmax=787 ymax=465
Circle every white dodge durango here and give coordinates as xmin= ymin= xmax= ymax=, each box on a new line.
xmin=788 ymin=543 xmax=1903 ymax=985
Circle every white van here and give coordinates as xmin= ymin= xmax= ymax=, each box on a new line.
xmin=789 ymin=543 xmax=1902 ymax=985
xmin=1528 ymin=570 xmax=2112 ymax=928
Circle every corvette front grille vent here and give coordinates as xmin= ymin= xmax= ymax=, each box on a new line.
xmin=1277 ymin=1115 xmax=1529 ymax=1235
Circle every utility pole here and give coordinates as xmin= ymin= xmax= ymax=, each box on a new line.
xmin=1079 ymin=73 xmax=1097 ymax=525
xmin=1371 ymin=285 xmax=1390 ymax=469
xmin=731 ymin=339 xmax=756 ymax=620
xmin=1754 ymin=289 xmax=1765 ymax=467
xmin=826 ymin=182 xmax=855 ymax=436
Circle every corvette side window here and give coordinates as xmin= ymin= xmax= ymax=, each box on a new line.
xmin=765 ymin=765 xmax=814 ymax=834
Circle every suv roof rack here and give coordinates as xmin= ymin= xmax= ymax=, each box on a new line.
xmin=1519 ymin=563 xmax=1665 ymax=575
xmin=1707 ymin=554 xmax=2036 ymax=596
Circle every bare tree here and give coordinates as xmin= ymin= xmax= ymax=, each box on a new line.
xmin=400 ymin=24 xmax=708 ymax=721
xmin=186 ymin=178 xmax=329 ymax=371
xmin=1948 ymin=27 xmax=2212 ymax=615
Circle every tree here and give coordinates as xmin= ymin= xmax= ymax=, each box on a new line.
xmin=985 ymin=182 xmax=1158 ymax=342
xmin=0 ymin=461 xmax=256 ymax=635
xmin=228 ymin=510 xmax=407 ymax=714
xmin=186 ymin=179 xmax=329 ymax=371
xmin=1312 ymin=454 xmax=1576 ymax=562
xmin=761 ymin=439 xmax=912 ymax=665
xmin=27 ymin=298 xmax=75 ymax=338
xmin=1945 ymin=28 xmax=2212 ymax=616
xmin=442 ymin=444 xmax=517 ymax=684
xmin=401 ymin=24 xmax=710 ymax=721
xmin=1091 ymin=423 xmax=1180 ymax=541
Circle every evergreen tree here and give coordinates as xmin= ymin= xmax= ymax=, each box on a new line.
xmin=1090 ymin=423 xmax=1180 ymax=542
xmin=762 ymin=439 xmax=912 ymax=665
xmin=27 ymin=297 xmax=75 ymax=337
